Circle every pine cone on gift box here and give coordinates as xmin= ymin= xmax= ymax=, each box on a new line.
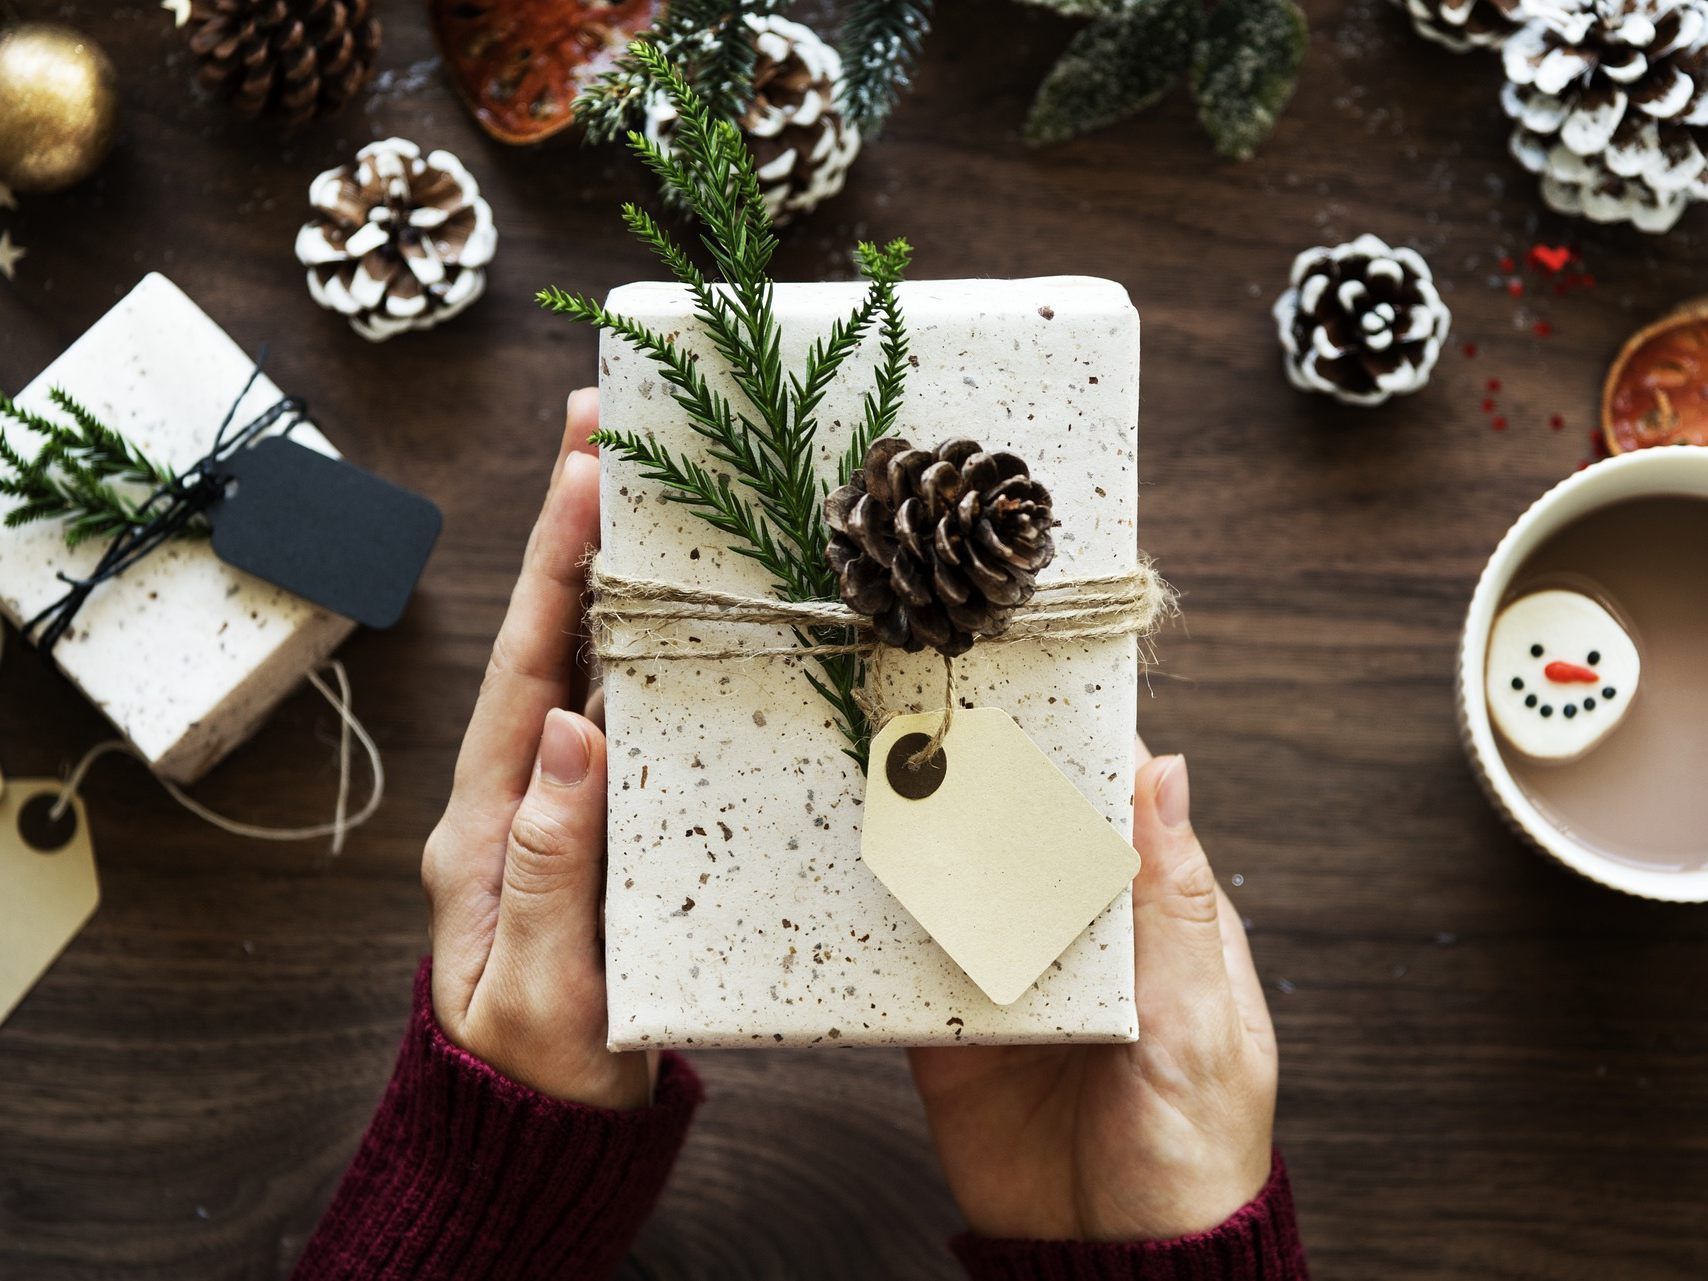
xmin=1272 ymin=234 xmax=1451 ymax=407
xmin=294 ymin=138 xmax=497 ymax=342
xmin=1502 ymin=0 xmax=1708 ymax=232
xmin=187 ymin=0 xmax=381 ymax=125
xmin=1398 ymin=0 xmax=1522 ymax=51
xmin=826 ymin=438 xmax=1056 ymax=658
xmin=646 ymin=14 xmax=862 ymax=224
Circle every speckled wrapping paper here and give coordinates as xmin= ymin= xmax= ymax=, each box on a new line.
xmin=0 ymin=274 xmax=354 ymax=784
xmin=599 ymin=277 xmax=1141 ymax=1048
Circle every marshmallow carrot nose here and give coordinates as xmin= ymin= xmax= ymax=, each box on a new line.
xmin=1544 ymin=660 xmax=1599 ymax=684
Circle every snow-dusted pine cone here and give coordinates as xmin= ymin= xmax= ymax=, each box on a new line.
xmin=187 ymin=0 xmax=381 ymax=125
xmin=1502 ymin=0 xmax=1708 ymax=232
xmin=646 ymin=14 xmax=861 ymax=224
xmin=1272 ymin=234 xmax=1452 ymax=407
xmin=827 ymin=437 xmax=1056 ymax=658
xmin=294 ymin=138 xmax=497 ymax=342
xmin=1397 ymin=0 xmax=1522 ymax=50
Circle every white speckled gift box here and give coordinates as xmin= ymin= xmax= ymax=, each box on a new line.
xmin=0 ymin=274 xmax=354 ymax=784
xmin=599 ymin=277 xmax=1141 ymax=1048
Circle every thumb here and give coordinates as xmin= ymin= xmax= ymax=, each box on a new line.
xmin=1131 ymin=755 xmax=1233 ymax=1005
xmin=486 ymin=709 xmax=609 ymax=986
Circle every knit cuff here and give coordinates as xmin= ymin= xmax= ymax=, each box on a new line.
xmin=951 ymin=1151 xmax=1308 ymax=1281
xmin=294 ymin=960 xmax=703 ymax=1281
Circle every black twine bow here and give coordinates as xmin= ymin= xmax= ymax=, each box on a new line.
xmin=22 ymin=364 xmax=307 ymax=657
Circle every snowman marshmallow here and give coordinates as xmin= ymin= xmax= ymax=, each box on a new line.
xmin=1487 ymin=589 xmax=1640 ymax=762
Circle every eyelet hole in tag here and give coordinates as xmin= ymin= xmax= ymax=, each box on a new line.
xmin=886 ymin=732 xmax=948 ymax=800
xmin=18 ymin=793 xmax=78 ymax=853
xmin=861 ymin=707 xmax=1141 ymax=1007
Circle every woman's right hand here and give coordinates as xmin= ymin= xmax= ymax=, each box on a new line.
xmin=909 ymin=745 xmax=1279 ymax=1242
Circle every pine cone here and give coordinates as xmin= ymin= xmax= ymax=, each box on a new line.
xmin=826 ymin=438 xmax=1056 ymax=658
xmin=294 ymin=138 xmax=497 ymax=343
xmin=645 ymin=14 xmax=862 ymax=225
xmin=1397 ymin=0 xmax=1521 ymax=51
xmin=1272 ymin=234 xmax=1452 ymax=406
xmin=187 ymin=0 xmax=381 ymax=125
xmin=1502 ymin=0 xmax=1708 ymax=232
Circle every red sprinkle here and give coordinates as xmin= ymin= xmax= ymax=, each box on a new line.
xmin=1462 ymin=341 xmax=1479 ymax=358
xmin=1499 ymin=256 xmax=1516 ymax=273
xmin=1482 ymin=397 xmax=1497 ymax=412
xmin=1528 ymin=244 xmax=1573 ymax=274
xmin=1487 ymin=378 xmax=1502 ymax=392
xmin=1506 ymin=280 xmax=1525 ymax=297
xmin=1492 ymin=417 xmax=1508 ymax=431
xmin=1533 ymin=320 xmax=1554 ymax=338
xmin=1550 ymin=414 xmax=1565 ymax=430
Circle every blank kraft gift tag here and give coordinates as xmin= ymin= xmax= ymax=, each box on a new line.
xmin=862 ymin=708 xmax=1141 ymax=1006
xmin=208 ymin=436 xmax=443 ymax=629
xmin=0 ymin=776 xmax=99 ymax=1025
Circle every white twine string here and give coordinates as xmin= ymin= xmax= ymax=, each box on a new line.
xmin=0 ymin=623 xmax=384 ymax=855
xmin=45 ymin=661 xmax=384 ymax=855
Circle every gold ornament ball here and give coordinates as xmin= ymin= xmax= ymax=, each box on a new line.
xmin=0 ymin=23 xmax=119 ymax=194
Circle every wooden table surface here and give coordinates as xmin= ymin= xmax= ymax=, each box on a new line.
xmin=3 ymin=2 xmax=1706 ymax=1277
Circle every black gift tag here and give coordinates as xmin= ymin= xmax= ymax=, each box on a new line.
xmin=206 ymin=436 xmax=441 ymax=629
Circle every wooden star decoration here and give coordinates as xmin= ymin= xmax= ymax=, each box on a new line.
xmin=162 ymin=0 xmax=192 ymax=28
xmin=0 ymin=230 xmax=26 ymax=282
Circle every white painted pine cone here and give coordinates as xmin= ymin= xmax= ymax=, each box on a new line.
xmin=1272 ymin=234 xmax=1451 ymax=407
xmin=1397 ymin=0 xmax=1522 ymax=52
xmin=644 ymin=14 xmax=861 ymax=225
xmin=294 ymin=138 xmax=497 ymax=342
xmin=1501 ymin=0 xmax=1708 ymax=232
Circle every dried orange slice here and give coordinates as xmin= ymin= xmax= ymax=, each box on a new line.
xmin=1602 ymin=301 xmax=1708 ymax=454
xmin=430 ymin=0 xmax=658 ymax=145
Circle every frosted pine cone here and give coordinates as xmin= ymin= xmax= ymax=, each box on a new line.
xmin=1398 ymin=0 xmax=1522 ymax=50
xmin=187 ymin=0 xmax=381 ymax=125
xmin=294 ymin=139 xmax=497 ymax=343
xmin=1502 ymin=0 xmax=1708 ymax=232
xmin=646 ymin=14 xmax=861 ymax=224
xmin=827 ymin=438 xmax=1057 ymax=658
xmin=1272 ymin=234 xmax=1451 ymax=407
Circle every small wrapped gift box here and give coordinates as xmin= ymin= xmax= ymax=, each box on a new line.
xmin=0 ymin=274 xmax=355 ymax=784
xmin=599 ymin=276 xmax=1142 ymax=1048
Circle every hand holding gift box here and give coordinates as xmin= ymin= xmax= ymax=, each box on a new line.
xmin=538 ymin=49 xmax=1173 ymax=1048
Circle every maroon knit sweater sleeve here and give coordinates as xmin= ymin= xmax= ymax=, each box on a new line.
xmin=291 ymin=962 xmax=703 ymax=1281
xmin=952 ymin=1152 xmax=1308 ymax=1281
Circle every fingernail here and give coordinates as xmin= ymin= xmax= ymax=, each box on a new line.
xmin=539 ymin=712 xmax=591 ymax=787
xmin=1155 ymin=755 xmax=1190 ymax=831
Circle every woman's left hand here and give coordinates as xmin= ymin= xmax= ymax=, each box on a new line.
xmin=419 ymin=389 xmax=654 ymax=1108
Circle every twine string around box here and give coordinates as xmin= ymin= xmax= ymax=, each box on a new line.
xmin=22 ymin=362 xmax=307 ymax=657
xmin=587 ymin=556 xmax=1176 ymax=766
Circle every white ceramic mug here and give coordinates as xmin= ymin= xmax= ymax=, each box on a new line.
xmin=1458 ymin=448 xmax=1708 ymax=902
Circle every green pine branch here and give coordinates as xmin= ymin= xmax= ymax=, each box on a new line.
xmin=576 ymin=0 xmax=788 ymax=144
xmin=839 ymin=0 xmax=935 ymax=133
xmin=0 ymin=390 xmax=196 ymax=549
xmin=540 ymin=42 xmax=914 ymax=767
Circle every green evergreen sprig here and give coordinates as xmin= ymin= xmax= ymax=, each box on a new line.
xmin=1020 ymin=0 xmax=1307 ymax=158
xmin=840 ymin=0 xmax=935 ymax=133
xmin=540 ymin=42 xmax=912 ymax=766
xmin=577 ymin=0 xmax=789 ymax=145
xmin=0 ymin=390 xmax=192 ymax=549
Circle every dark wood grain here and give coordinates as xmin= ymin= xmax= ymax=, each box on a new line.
xmin=3 ymin=2 xmax=1706 ymax=1278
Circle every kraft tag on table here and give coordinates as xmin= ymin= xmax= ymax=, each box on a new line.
xmin=208 ymin=436 xmax=443 ymax=630
xmin=0 ymin=776 xmax=99 ymax=1026
xmin=861 ymin=708 xmax=1141 ymax=1007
